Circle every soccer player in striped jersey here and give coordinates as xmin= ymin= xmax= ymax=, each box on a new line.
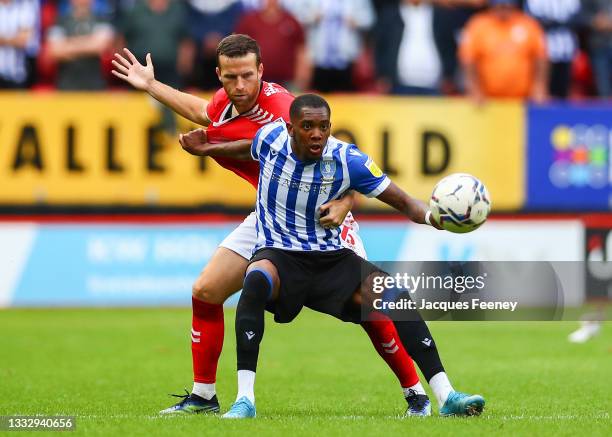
xmin=214 ymin=94 xmax=485 ymax=419
xmin=113 ymin=34 xmax=429 ymax=416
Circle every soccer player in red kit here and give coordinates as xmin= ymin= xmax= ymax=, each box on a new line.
xmin=112 ymin=34 xmax=470 ymax=417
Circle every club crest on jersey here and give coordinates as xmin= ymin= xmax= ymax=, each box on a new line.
xmin=321 ymin=158 xmax=336 ymax=181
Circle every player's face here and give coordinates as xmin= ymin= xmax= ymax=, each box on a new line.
xmin=216 ymin=53 xmax=263 ymax=112
xmin=288 ymin=107 xmax=331 ymax=161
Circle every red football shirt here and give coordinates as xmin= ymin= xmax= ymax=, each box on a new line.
xmin=205 ymin=81 xmax=294 ymax=188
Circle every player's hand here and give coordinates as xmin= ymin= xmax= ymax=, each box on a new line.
xmin=319 ymin=196 xmax=352 ymax=229
xmin=429 ymin=215 xmax=443 ymax=230
xmin=111 ymin=48 xmax=155 ymax=91
xmin=179 ymin=128 xmax=209 ymax=156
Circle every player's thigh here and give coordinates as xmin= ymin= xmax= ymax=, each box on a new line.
xmin=247 ymin=259 xmax=280 ymax=301
xmin=192 ymin=247 xmax=249 ymax=304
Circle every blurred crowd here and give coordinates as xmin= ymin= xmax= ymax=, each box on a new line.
xmin=1 ymin=0 xmax=612 ymax=101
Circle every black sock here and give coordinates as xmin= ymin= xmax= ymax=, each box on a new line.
xmin=392 ymin=317 xmax=446 ymax=382
xmin=236 ymin=269 xmax=272 ymax=372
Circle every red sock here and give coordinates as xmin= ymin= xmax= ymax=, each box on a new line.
xmin=361 ymin=312 xmax=420 ymax=388
xmin=191 ymin=297 xmax=224 ymax=384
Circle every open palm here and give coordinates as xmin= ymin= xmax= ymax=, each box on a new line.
xmin=111 ymin=48 xmax=154 ymax=90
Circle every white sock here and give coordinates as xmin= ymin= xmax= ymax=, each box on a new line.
xmin=192 ymin=382 xmax=216 ymax=400
xmin=236 ymin=370 xmax=256 ymax=404
xmin=403 ymin=382 xmax=426 ymax=397
xmin=429 ymin=372 xmax=454 ymax=407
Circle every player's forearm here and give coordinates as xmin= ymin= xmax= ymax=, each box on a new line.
xmin=205 ymin=140 xmax=252 ymax=160
xmin=377 ymin=182 xmax=428 ymax=224
xmin=146 ymin=79 xmax=210 ymax=126
xmin=181 ymin=138 xmax=252 ymax=160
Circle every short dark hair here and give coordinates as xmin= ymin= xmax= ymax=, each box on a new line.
xmin=216 ymin=34 xmax=262 ymax=67
xmin=289 ymin=94 xmax=331 ymax=121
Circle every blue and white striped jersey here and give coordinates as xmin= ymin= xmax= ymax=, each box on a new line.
xmin=251 ymin=120 xmax=390 ymax=253
xmin=0 ymin=0 xmax=38 ymax=84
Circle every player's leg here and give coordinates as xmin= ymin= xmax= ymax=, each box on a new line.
xmin=344 ymin=218 xmax=480 ymax=415
xmin=360 ymin=312 xmax=432 ymax=416
xmin=160 ymin=247 xmax=248 ymax=415
xmin=161 ymin=214 xmax=257 ymax=415
xmin=223 ymin=259 xmax=280 ymax=419
xmin=191 ymin=248 xmax=248 ymax=388
xmin=358 ymin=273 xmax=485 ymax=416
xmin=341 ymin=219 xmax=430 ymax=415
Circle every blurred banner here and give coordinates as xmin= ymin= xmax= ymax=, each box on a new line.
xmin=527 ymin=103 xmax=612 ymax=210
xmin=0 ymin=93 xmax=524 ymax=210
xmin=324 ymin=97 xmax=524 ymax=210
xmin=0 ymin=93 xmax=255 ymax=207
xmin=0 ymin=217 xmax=583 ymax=307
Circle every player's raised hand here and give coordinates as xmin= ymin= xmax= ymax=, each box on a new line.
xmin=111 ymin=48 xmax=155 ymax=91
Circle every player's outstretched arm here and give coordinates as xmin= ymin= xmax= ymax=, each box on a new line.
xmin=111 ymin=48 xmax=210 ymax=126
xmin=377 ymin=182 xmax=442 ymax=229
xmin=179 ymin=128 xmax=252 ymax=160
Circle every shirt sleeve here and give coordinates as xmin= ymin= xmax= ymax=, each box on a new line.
xmin=205 ymin=88 xmax=225 ymax=123
xmin=252 ymin=122 xmax=286 ymax=161
xmin=266 ymin=89 xmax=294 ymax=123
xmin=346 ymin=145 xmax=390 ymax=197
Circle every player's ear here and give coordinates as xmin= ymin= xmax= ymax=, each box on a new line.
xmin=257 ymin=62 xmax=263 ymax=80
xmin=287 ymin=122 xmax=294 ymax=137
xmin=215 ymin=67 xmax=221 ymax=82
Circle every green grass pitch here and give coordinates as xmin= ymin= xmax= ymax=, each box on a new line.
xmin=1 ymin=308 xmax=610 ymax=436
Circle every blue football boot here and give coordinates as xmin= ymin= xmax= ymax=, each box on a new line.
xmin=440 ymin=391 xmax=485 ymax=417
xmin=222 ymin=396 xmax=256 ymax=419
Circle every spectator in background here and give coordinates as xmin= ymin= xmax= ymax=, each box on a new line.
xmin=374 ymin=0 xmax=443 ymax=95
xmin=292 ymin=0 xmax=375 ymax=93
xmin=433 ymin=0 xmax=486 ymax=94
xmin=118 ymin=0 xmax=192 ymax=89
xmin=459 ymin=0 xmax=548 ymax=103
xmin=187 ymin=0 xmax=243 ymax=89
xmin=583 ymin=0 xmax=612 ymax=97
xmin=0 ymin=0 xmax=39 ymax=88
xmin=525 ymin=0 xmax=582 ymax=99
xmin=47 ymin=0 xmax=114 ymax=90
xmin=235 ymin=0 xmax=309 ymax=91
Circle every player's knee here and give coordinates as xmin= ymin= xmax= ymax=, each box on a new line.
xmin=192 ymin=276 xmax=225 ymax=304
xmin=241 ymin=268 xmax=274 ymax=304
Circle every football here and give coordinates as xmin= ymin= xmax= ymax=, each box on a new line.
xmin=429 ymin=173 xmax=491 ymax=233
